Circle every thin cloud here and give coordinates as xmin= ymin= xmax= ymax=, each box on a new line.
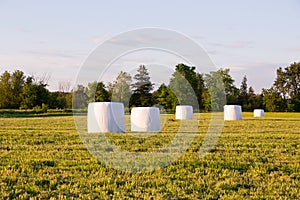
xmin=206 ymin=50 xmax=219 ymax=55
xmin=229 ymin=66 xmax=247 ymax=71
xmin=190 ymin=35 xmax=206 ymax=40
xmin=286 ymin=47 xmax=300 ymax=52
xmin=229 ymin=41 xmax=254 ymax=48
xmin=91 ymin=35 xmax=112 ymax=44
xmin=209 ymin=40 xmax=254 ymax=49
xmin=21 ymin=50 xmax=86 ymax=59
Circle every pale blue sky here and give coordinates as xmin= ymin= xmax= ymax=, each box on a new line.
xmin=0 ymin=0 xmax=299 ymax=92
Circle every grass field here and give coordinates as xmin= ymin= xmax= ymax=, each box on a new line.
xmin=0 ymin=112 xmax=299 ymax=199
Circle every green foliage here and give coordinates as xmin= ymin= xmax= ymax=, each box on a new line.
xmin=20 ymin=77 xmax=49 ymax=109
xmin=32 ymin=103 xmax=48 ymax=113
xmin=238 ymin=75 xmax=249 ymax=107
xmin=169 ymin=64 xmax=204 ymax=111
xmin=261 ymin=62 xmax=300 ymax=112
xmin=47 ymin=91 xmax=67 ymax=109
xmin=237 ymin=77 xmax=264 ymax=111
xmin=218 ymin=68 xmax=239 ymax=104
xmin=86 ymin=81 xmax=110 ymax=103
xmin=0 ymin=71 xmax=13 ymax=108
xmin=0 ymin=70 xmax=25 ymax=109
xmin=130 ymin=65 xmax=154 ymax=107
xmin=72 ymin=85 xmax=88 ymax=109
xmin=246 ymin=87 xmax=264 ymax=111
xmin=153 ymin=84 xmax=178 ymax=113
xmin=65 ymin=93 xmax=73 ymax=109
xmin=131 ymin=65 xmax=154 ymax=94
xmin=0 ymin=109 xmax=73 ymax=118
xmin=262 ymin=88 xmax=286 ymax=112
xmin=94 ymin=82 xmax=110 ymax=102
xmin=201 ymin=88 xmax=212 ymax=111
xmin=204 ymin=70 xmax=226 ymax=111
xmin=10 ymin=70 xmax=26 ymax=108
xmin=110 ymin=71 xmax=132 ymax=107
xmin=272 ymin=62 xmax=300 ymax=111
xmin=0 ymin=70 xmax=72 ymax=110
xmin=288 ymin=97 xmax=300 ymax=112
xmin=2 ymin=62 xmax=300 ymax=112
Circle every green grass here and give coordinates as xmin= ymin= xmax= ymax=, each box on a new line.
xmin=0 ymin=112 xmax=299 ymax=199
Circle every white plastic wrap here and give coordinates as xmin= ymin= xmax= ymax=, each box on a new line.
xmin=175 ymin=105 xmax=193 ymax=120
xmin=254 ymin=109 xmax=264 ymax=117
xmin=131 ymin=107 xmax=160 ymax=131
xmin=88 ymin=102 xmax=125 ymax=133
xmin=224 ymin=105 xmax=242 ymax=120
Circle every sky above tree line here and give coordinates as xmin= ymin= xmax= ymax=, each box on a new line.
xmin=0 ymin=0 xmax=299 ymax=92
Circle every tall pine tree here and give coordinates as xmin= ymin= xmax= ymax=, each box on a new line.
xmin=130 ymin=65 xmax=154 ymax=107
xmin=238 ymin=75 xmax=249 ymax=109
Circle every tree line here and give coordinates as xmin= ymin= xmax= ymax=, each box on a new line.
xmin=1 ymin=62 xmax=299 ymax=112
xmin=0 ymin=70 xmax=72 ymax=111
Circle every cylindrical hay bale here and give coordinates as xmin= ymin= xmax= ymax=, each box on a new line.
xmin=175 ymin=105 xmax=193 ymax=120
xmin=131 ymin=107 xmax=160 ymax=131
xmin=224 ymin=105 xmax=242 ymax=120
xmin=254 ymin=109 xmax=264 ymax=117
xmin=88 ymin=102 xmax=125 ymax=133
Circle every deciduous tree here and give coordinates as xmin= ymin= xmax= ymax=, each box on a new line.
xmin=169 ymin=64 xmax=203 ymax=111
xmin=110 ymin=71 xmax=132 ymax=107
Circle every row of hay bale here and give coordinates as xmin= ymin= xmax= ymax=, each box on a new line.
xmin=88 ymin=102 xmax=160 ymax=133
xmin=87 ymin=102 xmax=265 ymax=133
xmin=88 ymin=103 xmax=194 ymax=133
xmin=224 ymin=105 xmax=264 ymax=120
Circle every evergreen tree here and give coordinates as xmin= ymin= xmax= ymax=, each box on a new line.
xmin=130 ymin=65 xmax=154 ymax=107
xmin=238 ymin=75 xmax=249 ymax=109
xmin=95 ymin=82 xmax=110 ymax=102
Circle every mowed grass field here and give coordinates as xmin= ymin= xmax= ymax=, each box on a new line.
xmin=0 ymin=112 xmax=299 ymax=199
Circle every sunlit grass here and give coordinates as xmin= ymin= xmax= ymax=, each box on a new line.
xmin=0 ymin=112 xmax=299 ymax=199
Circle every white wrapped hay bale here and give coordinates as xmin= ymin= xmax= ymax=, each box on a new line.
xmin=131 ymin=107 xmax=160 ymax=131
xmin=254 ymin=109 xmax=264 ymax=117
xmin=88 ymin=102 xmax=125 ymax=133
xmin=175 ymin=105 xmax=193 ymax=120
xmin=224 ymin=105 xmax=242 ymax=120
